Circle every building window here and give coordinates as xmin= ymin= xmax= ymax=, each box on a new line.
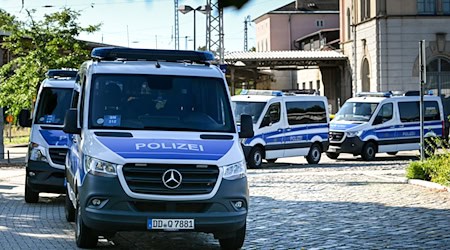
xmin=443 ymin=0 xmax=450 ymax=14
xmin=309 ymin=81 xmax=313 ymax=89
xmin=360 ymin=0 xmax=371 ymax=20
xmin=347 ymin=9 xmax=351 ymax=40
xmin=417 ymin=0 xmax=436 ymax=15
xmin=316 ymin=80 xmax=321 ymax=93
xmin=302 ymin=82 xmax=306 ymax=89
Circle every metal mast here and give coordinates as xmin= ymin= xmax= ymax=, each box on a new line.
xmin=244 ymin=15 xmax=251 ymax=51
xmin=174 ymin=0 xmax=180 ymax=50
xmin=206 ymin=0 xmax=224 ymax=63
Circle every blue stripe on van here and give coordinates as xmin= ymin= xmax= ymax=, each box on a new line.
xmin=97 ymin=137 xmax=233 ymax=160
xmin=39 ymin=130 xmax=69 ymax=146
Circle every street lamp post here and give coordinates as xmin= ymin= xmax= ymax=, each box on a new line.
xmin=178 ymin=5 xmax=211 ymax=50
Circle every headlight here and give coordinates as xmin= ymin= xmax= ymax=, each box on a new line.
xmin=29 ymin=143 xmax=48 ymax=162
xmin=84 ymin=155 xmax=117 ymax=176
xmin=346 ymin=131 xmax=362 ymax=138
xmin=222 ymin=160 xmax=246 ymax=180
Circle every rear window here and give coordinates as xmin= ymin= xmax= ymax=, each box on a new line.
xmin=286 ymin=101 xmax=327 ymax=125
xmin=398 ymin=101 xmax=441 ymax=122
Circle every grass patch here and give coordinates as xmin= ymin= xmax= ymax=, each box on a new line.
xmin=3 ymin=126 xmax=30 ymax=145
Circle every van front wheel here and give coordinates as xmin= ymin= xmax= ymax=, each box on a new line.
xmin=306 ymin=143 xmax=322 ymax=164
xmin=361 ymin=142 xmax=377 ymax=161
xmin=65 ymin=188 xmax=75 ymax=222
xmin=219 ymin=223 xmax=246 ymax=250
xmin=25 ymin=176 xmax=39 ymax=203
xmin=75 ymin=201 xmax=98 ymax=248
xmin=248 ymin=147 xmax=263 ymax=169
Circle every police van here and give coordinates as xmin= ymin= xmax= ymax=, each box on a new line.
xmin=231 ymin=89 xmax=330 ymax=168
xmin=327 ymin=92 xmax=445 ymax=160
xmin=63 ymin=47 xmax=254 ymax=249
xmin=19 ymin=69 xmax=78 ymax=203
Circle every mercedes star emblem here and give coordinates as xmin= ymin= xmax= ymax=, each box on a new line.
xmin=162 ymin=169 xmax=182 ymax=189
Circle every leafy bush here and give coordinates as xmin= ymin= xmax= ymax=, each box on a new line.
xmin=406 ymin=150 xmax=450 ymax=187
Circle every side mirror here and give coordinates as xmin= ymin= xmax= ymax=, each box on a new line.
xmin=18 ymin=109 xmax=32 ymax=127
xmin=63 ymin=108 xmax=81 ymax=134
xmin=239 ymin=114 xmax=254 ymax=138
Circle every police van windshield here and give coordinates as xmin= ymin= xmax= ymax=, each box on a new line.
xmin=35 ymin=87 xmax=73 ymax=125
xmin=89 ymin=74 xmax=235 ymax=133
xmin=334 ymin=102 xmax=378 ymax=122
xmin=231 ymin=101 xmax=266 ymax=124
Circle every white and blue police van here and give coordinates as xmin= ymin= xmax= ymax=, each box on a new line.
xmin=327 ymin=91 xmax=445 ymax=160
xmin=19 ymin=69 xmax=78 ymax=203
xmin=63 ymin=47 xmax=254 ymax=249
xmin=231 ymin=89 xmax=330 ymax=168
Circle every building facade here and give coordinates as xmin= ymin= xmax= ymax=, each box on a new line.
xmin=340 ymin=0 xmax=450 ymax=116
xmin=254 ymin=0 xmax=340 ymax=92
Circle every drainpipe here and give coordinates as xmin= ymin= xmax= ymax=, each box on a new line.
xmin=352 ymin=23 xmax=357 ymax=96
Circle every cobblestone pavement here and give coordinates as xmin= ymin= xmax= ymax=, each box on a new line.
xmin=1 ymin=152 xmax=450 ymax=249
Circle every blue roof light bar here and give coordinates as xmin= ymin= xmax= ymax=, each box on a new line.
xmin=91 ymin=47 xmax=215 ymax=63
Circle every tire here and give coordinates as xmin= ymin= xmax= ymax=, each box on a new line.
xmin=24 ymin=176 xmax=39 ymax=203
xmin=247 ymin=147 xmax=263 ymax=169
xmin=387 ymin=151 xmax=398 ymax=156
xmin=219 ymin=223 xmax=246 ymax=250
xmin=326 ymin=152 xmax=339 ymax=160
xmin=361 ymin=142 xmax=377 ymax=161
xmin=75 ymin=200 xmax=98 ymax=248
xmin=266 ymin=158 xmax=277 ymax=164
xmin=65 ymin=188 xmax=75 ymax=222
xmin=306 ymin=143 xmax=322 ymax=164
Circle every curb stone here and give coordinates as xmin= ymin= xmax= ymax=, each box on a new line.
xmin=408 ymin=179 xmax=450 ymax=192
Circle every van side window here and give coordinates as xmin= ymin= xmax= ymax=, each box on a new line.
xmin=286 ymin=101 xmax=326 ymax=125
xmin=399 ymin=102 xmax=420 ymax=123
xmin=373 ymin=103 xmax=393 ymax=125
xmin=260 ymin=102 xmax=280 ymax=128
xmin=399 ymin=101 xmax=441 ymax=122
xmin=424 ymin=101 xmax=441 ymax=121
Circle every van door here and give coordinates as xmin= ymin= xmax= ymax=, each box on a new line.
xmin=282 ymin=100 xmax=316 ymax=157
xmin=371 ymin=102 xmax=397 ymax=153
xmin=397 ymin=101 xmax=421 ymax=151
xmin=259 ymin=102 xmax=284 ymax=159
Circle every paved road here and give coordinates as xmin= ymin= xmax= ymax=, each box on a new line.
xmin=1 ymin=152 xmax=450 ymax=249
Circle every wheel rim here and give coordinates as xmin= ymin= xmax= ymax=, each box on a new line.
xmin=313 ymin=147 xmax=321 ymax=161
xmin=367 ymin=146 xmax=375 ymax=157
xmin=254 ymin=151 xmax=262 ymax=166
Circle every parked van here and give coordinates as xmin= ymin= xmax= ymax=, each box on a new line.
xmin=19 ymin=69 xmax=78 ymax=203
xmin=231 ymin=89 xmax=330 ymax=168
xmin=327 ymin=92 xmax=445 ymax=160
xmin=63 ymin=47 xmax=254 ymax=249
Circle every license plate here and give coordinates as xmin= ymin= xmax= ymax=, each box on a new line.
xmin=148 ymin=219 xmax=195 ymax=230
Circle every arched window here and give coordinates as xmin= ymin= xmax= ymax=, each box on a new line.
xmin=427 ymin=57 xmax=450 ymax=119
xmin=361 ymin=58 xmax=370 ymax=92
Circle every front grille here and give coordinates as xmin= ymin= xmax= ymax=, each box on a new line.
xmin=122 ymin=164 xmax=219 ymax=195
xmin=329 ymin=132 xmax=344 ymax=141
xmin=49 ymin=148 xmax=68 ymax=165
xmin=133 ymin=201 xmax=211 ymax=213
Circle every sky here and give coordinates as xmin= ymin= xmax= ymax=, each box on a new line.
xmin=0 ymin=0 xmax=293 ymax=52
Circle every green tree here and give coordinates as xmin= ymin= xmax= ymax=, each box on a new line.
xmin=0 ymin=8 xmax=100 ymax=116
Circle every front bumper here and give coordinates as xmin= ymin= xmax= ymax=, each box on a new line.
xmin=328 ymin=136 xmax=364 ymax=155
xmin=79 ymin=173 xmax=248 ymax=236
xmin=26 ymin=160 xmax=65 ymax=194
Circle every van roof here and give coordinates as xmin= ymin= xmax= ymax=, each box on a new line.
xmin=41 ymin=78 xmax=76 ymax=89
xmin=89 ymin=60 xmax=224 ymax=78
xmin=347 ymin=95 xmax=442 ymax=103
